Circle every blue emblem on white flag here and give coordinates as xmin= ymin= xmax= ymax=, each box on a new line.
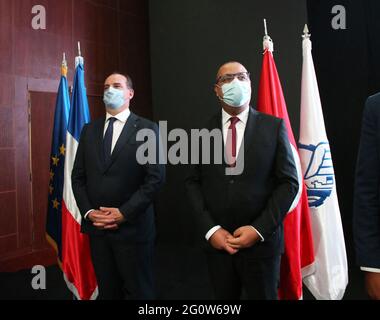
xmin=298 ymin=142 xmax=334 ymax=208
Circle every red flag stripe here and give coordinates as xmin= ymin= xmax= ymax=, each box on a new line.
xmin=62 ymin=200 xmax=98 ymax=300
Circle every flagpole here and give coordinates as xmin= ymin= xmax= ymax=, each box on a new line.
xmin=264 ymin=18 xmax=268 ymax=37
xmin=75 ymin=41 xmax=84 ymax=68
xmin=263 ymin=18 xmax=274 ymax=52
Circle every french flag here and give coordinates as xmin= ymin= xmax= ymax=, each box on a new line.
xmin=62 ymin=56 xmax=98 ymax=300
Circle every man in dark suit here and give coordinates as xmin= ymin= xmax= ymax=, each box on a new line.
xmin=353 ymin=93 xmax=380 ymax=300
xmin=186 ymin=62 xmax=299 ymax=300
xmin=72 ymin=73 xmax=165 ymax=300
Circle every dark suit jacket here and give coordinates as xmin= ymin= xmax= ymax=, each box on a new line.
xmin=71 ymin=112 xmax=165 ymax=243
xmin=354 ymin=93 xmax=380 ymax=269
xmin=185 ymin=107 xmax=299 ymax=257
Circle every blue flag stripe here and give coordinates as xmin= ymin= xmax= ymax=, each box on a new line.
xmin=68 ymin=63 xmax=91 ymax=141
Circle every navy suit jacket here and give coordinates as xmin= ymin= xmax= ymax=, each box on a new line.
xmin=354 ymin=93 xmax=380 ymax=269
xmin=71 ymin=112 xmax=165 ymax=243
xmin=186 ymin=107 xmax=299 ymax=257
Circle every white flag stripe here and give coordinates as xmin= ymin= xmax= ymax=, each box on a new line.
xmin=63 ymin=132 xmax=82 ymax=225
xmin=299 ymin=36 xmax=348 ymax=300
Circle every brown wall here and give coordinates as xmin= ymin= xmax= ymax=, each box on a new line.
xmin=0 ymin=0 xmax=152 ymax=272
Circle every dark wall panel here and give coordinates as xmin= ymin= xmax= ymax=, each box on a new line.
xmin=149 ymin=0 xmax=308 ymax=244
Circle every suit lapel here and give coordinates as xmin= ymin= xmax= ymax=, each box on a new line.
xmin=237 ymin=107 xmax=258 ymax=161
xmin=95 ymin=117 xmax=106 ymax=168
xmin=103 ymin=112 xmax=139 ymax=173
xmin=210 ymin=112 xmax=228 ymax=175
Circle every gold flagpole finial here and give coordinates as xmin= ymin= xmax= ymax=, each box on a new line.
xmin=61 ymin=52 xmax=68 ymax=77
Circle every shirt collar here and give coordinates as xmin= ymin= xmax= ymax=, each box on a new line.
xmin=105 ymin=108 xmax=131 ymax=124
xmin=222 ymin=106 xmax=250 ymax=126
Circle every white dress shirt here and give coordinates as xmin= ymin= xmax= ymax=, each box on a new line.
xmin=221 ymin=107 xmax=249 ymax=158
xmin=84 ymin=108 xmax=131 ymax=219
xmin=104 ymin=108 xmax=131 ymax=153
xmin=205 ymin=107 xmax=264 ymax=242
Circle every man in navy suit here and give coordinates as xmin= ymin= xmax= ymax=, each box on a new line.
xmin=72 ymin=73 xmax=165 ymax=300
xmin=354 ymin=92 xmax=380 ymax=300
xmin=186 ymin=62 xmax=299 ymax=299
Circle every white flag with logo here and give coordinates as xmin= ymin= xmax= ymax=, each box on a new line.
xmin=298 ymin=27 xmax=348 ymax=300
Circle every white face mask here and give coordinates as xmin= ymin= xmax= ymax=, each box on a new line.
xmin=103 ymin=86 xmax=125 ymax=110
xmin=219 ymin=79 xmax=252 ymax=107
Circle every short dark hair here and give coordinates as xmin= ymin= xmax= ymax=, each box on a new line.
xmin=110 ymin=72 xmax=134 ymax=89
xmin=216 ymin=61 xmax=244 ymax=81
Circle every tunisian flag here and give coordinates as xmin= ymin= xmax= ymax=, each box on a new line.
xmin=61 ymin=56 xmax=98 ymax=300
xmin=257 ymin=37 xmax=315 ymax=299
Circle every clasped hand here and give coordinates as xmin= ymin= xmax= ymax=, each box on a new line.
xmin=88 ymin=207 xmax=126 ymax=231
xmin=209 ymin=226 xmax=260 ymax=255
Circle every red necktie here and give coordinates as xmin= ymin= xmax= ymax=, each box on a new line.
xmin=225 ymin=117 xmax=240 ymax=167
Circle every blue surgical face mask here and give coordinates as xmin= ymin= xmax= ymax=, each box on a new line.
xmin=219 ymin=79 xmax=252 ymax=108
xmin=103 ymin=86 xmax=125 ymax=110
